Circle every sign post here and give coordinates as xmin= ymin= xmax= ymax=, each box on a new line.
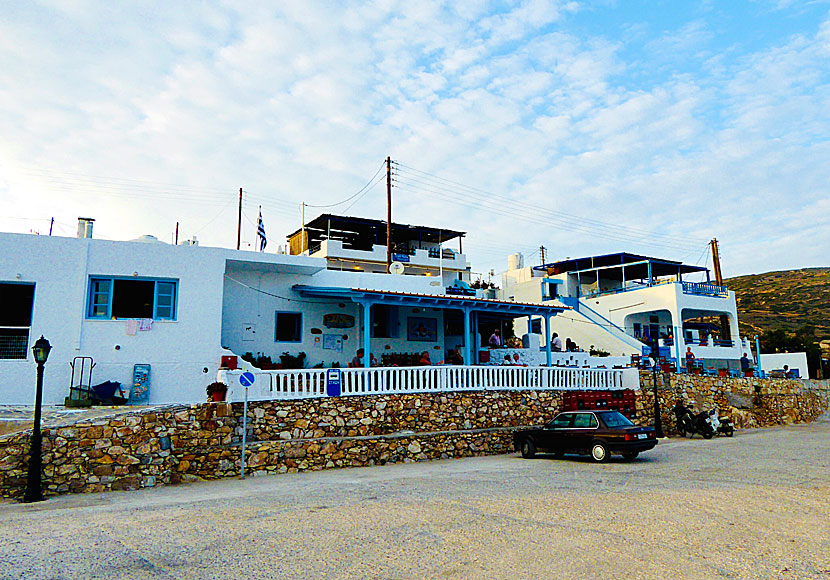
xmin=238 ymin=371 xmax=255 ymax=479
xmin=326 ymin=368 xmax=341 ymax=397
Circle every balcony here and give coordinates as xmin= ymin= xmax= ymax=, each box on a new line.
xmin=681 ymin=281 xmax=729 ymax=298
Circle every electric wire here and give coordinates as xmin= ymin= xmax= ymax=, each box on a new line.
xmin=397 ymin=164 xmax=702 ymax=251
xmin=393 ymin=176 xmax=704 ymax=255
xmin=302 ymin=162 xmax=386 ymax=208
xmin=394 ymin=162 xmax=710 ymax=249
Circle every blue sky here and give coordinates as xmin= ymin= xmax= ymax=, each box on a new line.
xmin=1 ymin=0 xmax=829 ymax=278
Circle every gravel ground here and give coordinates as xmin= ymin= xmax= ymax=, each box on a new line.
xmin=1 ymin=422 xmax=828 ymax=580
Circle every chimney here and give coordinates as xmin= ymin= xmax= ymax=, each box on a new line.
xmin=77 ymin=217 xmax=95 ymax=239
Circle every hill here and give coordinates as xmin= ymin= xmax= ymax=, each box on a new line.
xmin=726 ymin=267 xmax=830 ymax=339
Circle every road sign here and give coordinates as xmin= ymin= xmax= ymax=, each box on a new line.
xmin=326 ymin=368 xmax=341 ymax=397
xmin=239 ymin=371 xmax=255 ymax=387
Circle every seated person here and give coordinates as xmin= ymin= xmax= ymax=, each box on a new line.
xmin=502 ymin=354 xmax=513 ymax=365
xmin=349 ymin=348 xmax=365 ymax=368
xmin=512 ymin=353 xmax=524 ymax=366
xmin=418 ymin=351 xmax=432 ymax=365
xmin=447 ymin=349 xmax=464 ymax=365
xmin=349 ymin=349 xmax=377 ymax=367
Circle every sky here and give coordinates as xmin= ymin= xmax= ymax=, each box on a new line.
xmin=1 ymin=0 xmax=829 ymax=279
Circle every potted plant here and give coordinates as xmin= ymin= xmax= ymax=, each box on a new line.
xmin=206 ymin=381 xmax=228 ymax=402
xmin=718 ymin=368 xmax=729 ymax=377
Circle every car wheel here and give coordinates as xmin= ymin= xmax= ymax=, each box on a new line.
xmin=590 ymin=442 xmax=609 ymax=463
xmin=521 ymin=438 xmax=536 ymax=459
xmin=622 ymin=451 xmax=639 ymax=461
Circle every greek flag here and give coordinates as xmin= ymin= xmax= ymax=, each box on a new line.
xmin=257 ymin=208 xmax=267 ymax=252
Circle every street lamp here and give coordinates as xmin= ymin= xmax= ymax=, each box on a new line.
xmin=24 ymin=336 xmax=51 ymax=503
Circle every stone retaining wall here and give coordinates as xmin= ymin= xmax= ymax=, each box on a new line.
xmin=0 ymin=391 xmax=561 ymax=499
xmin=635 ymin=374 xmax=830 ymax=433
xmin=2 ymin=378 xmax=827 ymax=499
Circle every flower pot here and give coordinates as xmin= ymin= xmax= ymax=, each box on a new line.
xmin=210 ymin=390 xmax=226 ymax=402
xmin=718 ymin=369 xmax=729 ymax=377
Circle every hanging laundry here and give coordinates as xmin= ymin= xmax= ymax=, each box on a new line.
xmin=126 ymin=320 xmax=138 ymax=336
xmin=139 ymin=318 xmax=154 ymax=331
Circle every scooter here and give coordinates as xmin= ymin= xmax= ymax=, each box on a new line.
xmin=675 ymin=408 xmax=715 ymax=439
xmin=709 ymin=409 xmax=735 ymax=437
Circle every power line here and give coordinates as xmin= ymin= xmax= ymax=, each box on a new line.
xmin=393 ymin=162 xmax=709 ymax=251
xmin=303 ymin=162 xmax=386 ymax=208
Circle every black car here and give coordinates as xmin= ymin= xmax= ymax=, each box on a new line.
xmin=513 ymin=410 xmax=658 ymax=462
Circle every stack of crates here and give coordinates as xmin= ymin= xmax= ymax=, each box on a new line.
xmin=561 ymin=389 xmax=636 ymax=419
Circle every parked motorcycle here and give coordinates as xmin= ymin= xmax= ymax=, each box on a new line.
xmin=709 ymin=409 xmax=735 ymax=437
xmin=674 ymin=404 xmax=715 ymax=439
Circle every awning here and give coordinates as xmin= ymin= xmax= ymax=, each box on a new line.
xmin=293 ymin=286 xmax=569 ymax=317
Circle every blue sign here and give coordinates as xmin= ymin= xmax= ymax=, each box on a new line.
xmin=392 ymin=253 xmax=410 ymax=263
xmin=239 ymin=372 xmax=256 ymax=387
xmin=326 ymin=368 xmax=341 ymax=397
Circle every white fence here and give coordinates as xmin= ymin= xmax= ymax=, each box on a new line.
xmin=218 ymin=365 xmax=640 ymax=403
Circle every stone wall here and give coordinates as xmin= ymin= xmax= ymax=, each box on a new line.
xmin=2 ymin=378 xmax=827 ymax=500
xmin=635 ymin=373 xmax=830 ymax=434
xmin=0 ymin=391 xmax=562 ymax=499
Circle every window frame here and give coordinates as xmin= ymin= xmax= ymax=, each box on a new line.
xmin=274 ymin=311 xmax=303 ymax=343
xmin=0 ymin=282 xmax=35 ymax=360
xmin=86 ymin=276 xmax=178 ymax=321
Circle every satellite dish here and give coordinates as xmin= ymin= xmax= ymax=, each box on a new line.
xmin=390 ymin=261 xmax=405 ymax=275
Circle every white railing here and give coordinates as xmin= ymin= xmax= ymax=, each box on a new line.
xmin=218 ymin=365 xmax=639 ymax=403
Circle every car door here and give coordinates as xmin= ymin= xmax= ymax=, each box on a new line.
xmin=570 ymin=412 xmax=599 ymax=452
xmin=540 ymin=413 xmax=574 ymax=453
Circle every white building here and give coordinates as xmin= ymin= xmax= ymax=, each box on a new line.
xmin=501 ymin=252 xmax=753 ymax=370
xmin=0 ymin=218 xmax=569 ymax=406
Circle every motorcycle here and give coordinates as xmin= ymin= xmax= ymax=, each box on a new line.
xmin=709 ymin=409 xmax=735 ymax=437
xmin=674 ymin=406 xmax=715 ymax=439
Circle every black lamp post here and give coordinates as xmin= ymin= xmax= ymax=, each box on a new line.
xmin=24 ymin=336 xmax=51 ymax=503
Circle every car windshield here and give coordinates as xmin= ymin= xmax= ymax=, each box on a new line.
xmin=602 ymin=412 xmax=634 ymax=428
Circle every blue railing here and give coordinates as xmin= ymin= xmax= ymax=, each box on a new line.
xmin=681 ymin=282 xmax=729 ymax=297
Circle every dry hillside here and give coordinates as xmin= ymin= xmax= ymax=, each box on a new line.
xmin=726 ymin=267 xmax=830 ymax=339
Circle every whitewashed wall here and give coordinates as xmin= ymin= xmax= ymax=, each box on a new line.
xmin=0 ymin=233 xmax=235 ymax=405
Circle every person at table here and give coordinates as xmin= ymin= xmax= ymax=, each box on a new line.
xmin=512 ymin=353 xmax=525 ymax=366
xmin=740 ymin=353 xmax=751 ymax=372
xmin=551 ymin=332 xmax=562 ymax=352
xmin=489 ymin=328 xmax=501 ymax=347
xmin=419 ymin=351 xmax=432 ymax=365
xmin=350 ymin=348 xmax=377 ymax=367
xmin=447 ymin=349 xmax=464 ymax=365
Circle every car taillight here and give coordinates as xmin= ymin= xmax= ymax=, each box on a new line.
xmin=625 ymin=433 xmax=633 ymax=441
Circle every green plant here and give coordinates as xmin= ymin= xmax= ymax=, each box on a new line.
xmin=589 ymin=345 xmax=610 ymax=357
xmin=280 ymin=351 xmax=307 ymax=369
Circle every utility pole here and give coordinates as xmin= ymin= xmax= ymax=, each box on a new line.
xmin=540 ymin=245 xmax=547 ymax=265
xmin=386 ymin=156 xmax=392 ymax=274
xmin=48 ymin=217 xmax=54 ymax=237
xmin=710 ymin=238 xmax=732 ymax=345
xmin=236 ymin=188 xmax=243 ymax=251
xmin=301 ymin=202 xmax=306 ymax=255
xmin=174 ymin=222 xmax=179 ymax=246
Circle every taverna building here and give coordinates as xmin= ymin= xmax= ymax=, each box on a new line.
xmin=1 ymin=215 xmax=617 ymax=406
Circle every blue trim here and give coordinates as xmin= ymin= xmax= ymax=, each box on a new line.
xmin=86 ymin=276 xmax=177 ymax=320
xmin=274 ymin=311 xmax=303 ymax=342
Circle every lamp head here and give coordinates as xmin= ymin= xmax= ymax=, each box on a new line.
xmin=32 ymin=336 xmax=51 ymax=364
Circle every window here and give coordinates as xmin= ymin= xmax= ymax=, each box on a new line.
xmin=573 ymin=413 xmax=598 ymax=428
xmin=87 ymin=277 xmax=177 ymax=320
xmin=0 ymin=283 xmax=35 ymax=359
xmin=547 ymin=414 xmax=573 ymax=429
xmin=371 ymin=305 xmax=398 ymax=338
xmin=275 ymin=312 xmax=302 ymax=342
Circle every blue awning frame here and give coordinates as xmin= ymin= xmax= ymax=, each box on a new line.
xmin=293 ymin=285 xmax=569 ymax=368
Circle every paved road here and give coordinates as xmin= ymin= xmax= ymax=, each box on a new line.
xmin=2 ymin=422 xmax=829 ymax=580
